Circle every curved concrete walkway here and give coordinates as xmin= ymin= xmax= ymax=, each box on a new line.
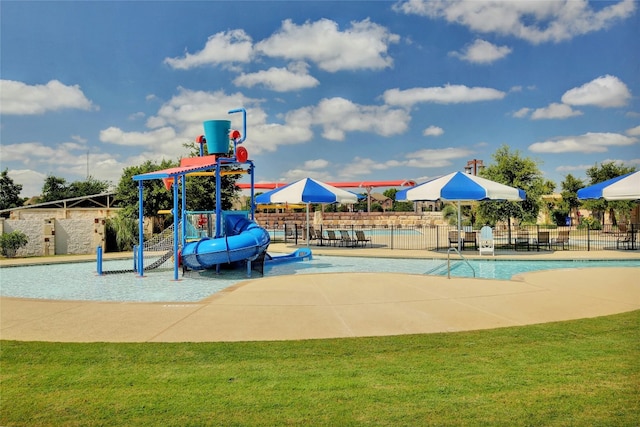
xmin=1 ymin=260 xmax=638 ymax=342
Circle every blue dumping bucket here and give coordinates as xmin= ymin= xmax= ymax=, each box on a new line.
xmin=203 ymin=120 xmax=230 ymax=155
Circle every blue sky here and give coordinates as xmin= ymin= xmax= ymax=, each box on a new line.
xmin=1 ymin=0 xmax=639 ymax=198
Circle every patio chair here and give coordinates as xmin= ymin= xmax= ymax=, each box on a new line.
xmin=616 ymin=224 xmax=628 ymax=236
xmin=310 ymin=227 xmax=324 ymax=246
xmin=448 ymin=230 xmax=460 ymax=249
xmin=284 ymin=225 xmax=295 ymax=242
xmin=616 ymin=232 xmax=633 ymax=250
xmin=355 ymin=230 xmax=371 ymax=247
xmin=462 ymin=231 xmax=477 ymax=250
xmin=478 ymin=226 xmax=494 ymax=256
xmin=551 ymin=230 xmax=570 ymax=250
xmin=339 ymin=230 xmax=356 ymax=247
xmin=535 ymin=231 xmax=551 ymax=251
xmin=325 ymin=230 xmax=341 ymax=246
xmin=514 ymin=231 xmax=530 ymax=251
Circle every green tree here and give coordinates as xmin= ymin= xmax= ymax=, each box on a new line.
xmin=40 ymin=175 xmax=111 ymax=203
xmin=560 ymin=174 xmax=584 ymax=222
xmin=476 ymin=145 xmax=547 ymax=235
xmin=383 ymin=188 xmax=414 ymax=212
xmin=0 ymin=169 xmax=24 ymax=216
xmin=68 ymin=176 xmax=110 ymax=197
xmin=442 ymin=204 xmax=458 ymax=226
xmin=0 ymin=230 xmax=28 ymax=258
xmin=115 ymin=159 xmax=177 ymax=222
xmin=583 ymin=162 xmax=636 ymax=226
xmin=40 ymin=175 xmax=70 ymax=202
xmin=394 ymin=201 xmax=414 ymax=212
xmin=383 ymin=188 xmax=397 ymax=200
xmin=106 ymin=214 xmax=138 ymax=251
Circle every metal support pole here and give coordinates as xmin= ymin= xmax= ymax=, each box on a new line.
xmin=137 ymin=181 xmax=145 ymax=276
xmin=96 ymin=246 xmax=103 ymax=275
xmin=171 ymin=174 xmax=181 ymax=281
xmin=249 ymin=161 xmax=255 ymax=221
xmin=215 ymin=161 xmax=222 ymax=238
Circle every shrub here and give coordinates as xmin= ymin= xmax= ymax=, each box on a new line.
xmin=551 ymin=209 xmax=569 ymax=226
xmin=578 ymin=217 xmax=602 ymax=230
xmin=0 ymin=231 xmax=28 ymax=258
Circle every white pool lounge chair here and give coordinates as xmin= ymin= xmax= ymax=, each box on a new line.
xmin=478 ymin=226 xmax=495 ymax=256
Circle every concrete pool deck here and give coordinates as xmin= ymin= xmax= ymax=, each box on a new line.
xmin=1 ymin=244 xmax=639 ymax=342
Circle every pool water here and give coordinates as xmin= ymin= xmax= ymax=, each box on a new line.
xmin=0 ymin=256 xmax=637 ymax=303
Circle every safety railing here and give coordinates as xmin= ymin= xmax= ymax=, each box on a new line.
xmin=259 ymin=223 xmax=638 ymax=252
xmin=446 ymin=247 xmax=476 ymax=279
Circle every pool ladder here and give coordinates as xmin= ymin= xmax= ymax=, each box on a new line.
xmin=445 ymin=248 xmax=476 ymax=279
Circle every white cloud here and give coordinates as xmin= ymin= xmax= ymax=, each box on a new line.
xmin=0 ymin=80 xmax=97 ymax=115
xmin=1 ymin=141 xmax=121 ymax=197
xmin=255 ymin=18 xmax=400 ymax=72
xmin=529 ymin=132 xmax=638 ymax=153
xmin=99 ymin=87 xmax=313 ymax=157
xmin=512 ymin=107 xmax=531 ymax=118
xmin=404 ymin=147 xmax=475 ymax=168
xmin=423 ymin=126 xmax=444 ymax=137
xmin=303 ymin=159 xmax=329 ymax=170
xmin=338 ymin=157 xmax=403 ymax=178
xmin=7 ymin=169 xmax=47 ymax=198
xmin=233 ymin=62 xmax=319 ymax=92
xmin=281 ymin=168 xmax=333 ymax=183
xmin=561 ymin=75 xmax=632 ymax=108
xmin=292 ymin=97 xmax=410 ymax=141
xmin=449 ymin=39 xmax=512 ymax=64
xmin=71 ymin=135 xmax=87 ymax=144
xmin=128 ymin=112 xmax=145 ymax=121
xmin=383 ymin=84 xmax=506 ymax=107
xmin=164 ymin=29 xmax=254 ymax=69
xmin=2 ymin=142 xmax=63 ymax=164
xmin=626 ymin=125 xmax=640 ymax=136
xmin=99 ymin=126 xmax=177 ymax=146
xmin=147 ymin=87 xmax=257 ymax=130
xmin=530 ymin=103 xmax=583 ymax=120
xmin=555 ymin=164 xmax=594 ymax=173
xmin=394 ymin=0 xmax=636 ymax=44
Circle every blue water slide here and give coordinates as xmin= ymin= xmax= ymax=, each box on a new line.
xmin=181 ymin=216 xmax=270 ymax=270
xmin=265 ymin=248 xmax=313 ymax=264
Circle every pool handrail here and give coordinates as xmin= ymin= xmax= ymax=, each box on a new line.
xmin=447 ymin=247 xmax=476 ymax=279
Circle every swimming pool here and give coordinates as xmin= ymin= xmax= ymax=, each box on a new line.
xmin=0 ymin=256 xmax=637 ymax=303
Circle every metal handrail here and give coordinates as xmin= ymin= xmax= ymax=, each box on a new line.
xmin=446 ymin=248 xmax=476 ymax=279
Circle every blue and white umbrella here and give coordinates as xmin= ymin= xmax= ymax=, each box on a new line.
xmin=577 ymin=171 xmax=640 ymax=201
xmin=255 ymin=178 xmax=358 ymax=245
xmin=396 ymin=172 xmax=526 ymax=248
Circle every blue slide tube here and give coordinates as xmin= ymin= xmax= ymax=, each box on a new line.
xmin=181 ymin=217 xmax=270 ymax=270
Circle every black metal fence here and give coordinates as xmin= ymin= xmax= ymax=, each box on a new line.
xmin=261 ymin=223 xmax=639 ymax=252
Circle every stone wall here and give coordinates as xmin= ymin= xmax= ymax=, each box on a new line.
xmin=1 ymin=208 xmax=113 ymax=256
xmin=1 ymin=219 xmax=46 ymax=257
xmin=254 ymin=211 xmax=444 ymax=229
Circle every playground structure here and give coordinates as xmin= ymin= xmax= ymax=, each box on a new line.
xmin=98 ymin=108 xmax=310 ymax=281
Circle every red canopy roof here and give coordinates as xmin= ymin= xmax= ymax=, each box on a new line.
xmin=237 ymin=180 xmax=416 ymax=190
xmin=133 ymin=155 xmax=219 ymax=181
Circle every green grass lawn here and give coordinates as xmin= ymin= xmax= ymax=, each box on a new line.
xmin=2 ymin=311 xmax=639 ymax=426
